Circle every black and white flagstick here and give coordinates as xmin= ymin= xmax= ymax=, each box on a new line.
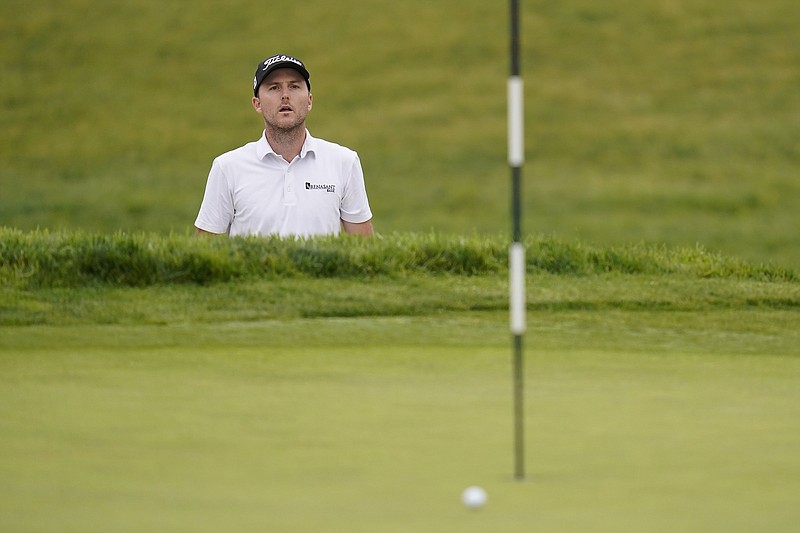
xmin=508 ymin=0 xmax=526 ymax=481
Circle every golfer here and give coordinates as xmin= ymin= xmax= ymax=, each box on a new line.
xmin=194 ymin=54 xmax=374 ymax=237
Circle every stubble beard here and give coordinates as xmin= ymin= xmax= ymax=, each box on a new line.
xmin=265 ymin=114 xmax=306 ymax=146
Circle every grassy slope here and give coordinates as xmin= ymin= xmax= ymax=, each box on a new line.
xmin=1 ymin=0 xmax=799 ymax=266
xmin=1 ymin=230 xmax=797 ymax=326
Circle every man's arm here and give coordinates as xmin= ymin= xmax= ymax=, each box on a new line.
xmin=341 ymin=219 xmax=374 ymax=236
xmin=195 ymin=227 xmax=225 ymax=236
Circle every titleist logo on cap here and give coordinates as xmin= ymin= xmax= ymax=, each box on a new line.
xmin=261 ymin=55 xmax=303 ymax=72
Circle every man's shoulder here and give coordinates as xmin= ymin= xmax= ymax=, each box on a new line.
xmin=308 ymin=134 xmax=357 ymax=160
xmin=214 ymin=139 xmax=260 ymax=165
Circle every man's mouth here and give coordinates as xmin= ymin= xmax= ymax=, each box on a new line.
xmin=279 ymin=105 xmax=293 ymax=113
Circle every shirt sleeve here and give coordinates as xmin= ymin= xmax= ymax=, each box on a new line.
xmin=194 ymin=158 xmax=234 ymax=234
xmin=340 ymin=155 xmax=373 ymax=224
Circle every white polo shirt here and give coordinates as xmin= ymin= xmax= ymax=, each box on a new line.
xmin=194 ymin=130 xmax=372 ymax=237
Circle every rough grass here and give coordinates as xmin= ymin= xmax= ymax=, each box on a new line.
xmin=2 ymin=229 xmax=798 ymax=327
xmin=1 ymin=228 xmax=795 ymax=289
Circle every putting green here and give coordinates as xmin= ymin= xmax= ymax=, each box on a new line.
xmin=1 ymin=313 xmax=798 ymax=532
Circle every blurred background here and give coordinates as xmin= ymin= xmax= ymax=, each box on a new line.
xmin=1 ymin=0 xmax=798 ymax=267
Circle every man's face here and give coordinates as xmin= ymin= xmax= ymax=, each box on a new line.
xmin=252 ymin=68 xmax=312 ymax=131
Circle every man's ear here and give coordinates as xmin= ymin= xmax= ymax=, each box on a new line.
xmin=252 ymin=96 xmax=262 ymax=113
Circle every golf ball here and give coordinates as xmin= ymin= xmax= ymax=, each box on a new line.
xmin=461 ymin=486 xmax=487 ymax=509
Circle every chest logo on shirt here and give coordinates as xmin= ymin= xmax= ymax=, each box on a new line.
xmin=305 ymin=182 xmax=336 ymax=193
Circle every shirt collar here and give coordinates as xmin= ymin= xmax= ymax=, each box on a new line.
xmin=256 ymin=130 xmax=317 ymax=160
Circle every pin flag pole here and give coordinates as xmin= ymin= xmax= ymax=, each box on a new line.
xmin=508 ymin=0 xmax=526 ymax=481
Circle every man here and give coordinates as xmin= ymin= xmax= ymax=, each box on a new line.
xmin=194 ymin=54 xmax=374 ymax=237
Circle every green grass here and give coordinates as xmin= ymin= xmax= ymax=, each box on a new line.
xmin=2 ymin=230 xmax=797 ymax=328
xmin=1 ymin=313 xmax=799 ymax=532
xmin=2 ymin=1 xmax=800 ymax=529
xmin=2 ymin=0 xmax=799 ymax=266
xmin=1 ymin=229 xmax=795 ymax=289
xmin=2 ymin=232 xmax=800 ymax=531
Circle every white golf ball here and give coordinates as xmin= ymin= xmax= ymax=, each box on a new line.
xmin=461 ymin=486 xmax=487 ymax=509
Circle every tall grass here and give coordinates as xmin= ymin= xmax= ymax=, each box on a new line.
xmin=1 ymin=228 xmax=795 ymax=289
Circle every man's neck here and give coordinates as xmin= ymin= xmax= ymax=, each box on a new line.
xmin=265 ymin=127 xmax=306 ymax=163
